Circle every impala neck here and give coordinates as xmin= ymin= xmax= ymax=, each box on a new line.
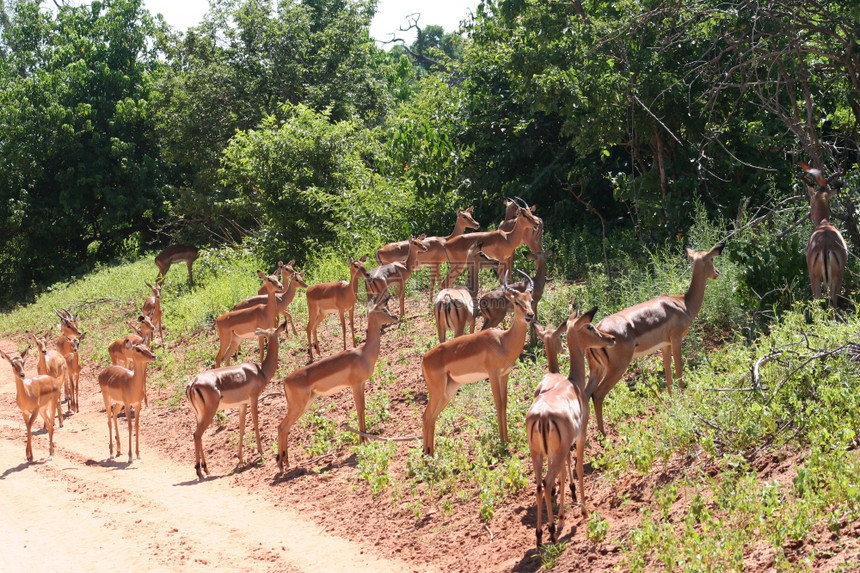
xmin=466 ymin=257 xmax=480 ymax=296
xmin=348 ymin=269 xmax=363 ymax=301
xmin=567 ymin=345 xmax=588 ymax=391
xmin=362 ymin=314 xmax=388 ymax=358
xmin=404 ymin=242 xmax=420 ymax=271
xmin=546 ymin=343 xmax=561 ymax=375
xmin=810 ymin=191 xmax=831 ymax=226
xmin=684 ymin=263 xmax=710 ymax=318
xmin=501 ymin=309 xmax=530 ymax=359
xmin=260 ymin=334 xmax=279 ymax=380
xmin=449 ymin=215 xmax=472 ymax=239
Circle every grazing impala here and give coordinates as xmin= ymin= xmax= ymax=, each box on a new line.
xmin=376 ymin=207 xmax=481 ymax=302
xmin=441 ymin=205 xmax=542 ymax=288
xmin=801 ymin=163 xmax=848 ymax=310
xmin=433 ymin=242 xmax=499 ymax=342
xmin=27 ymin=332 xmax=68 ymax=424
xmin=186 ymin=322 xmax=286 ymax=479
xmin=422 ymin=272 xmax=535 ymax=456
xmin=586 ymin=243 xmax=724 ymax=436
xmin=0 ymin=349 xmax=61 ymax=462
xmin=155 ymin=244 xmax=199 ymax=286
xmin=214 ymin=271 xmax=282 ymax=367
xmin=526 ymin=308 xmax=616 ymax=547
xmin=277 ymin=298 xmax=398 ymax=471
xmin=98 ymin=344 xmax=157 ymax=462
xmin=366 ymin=235 xmax=427 ymax=318
xmin=305 ymin=255 xmax=369 ymax=361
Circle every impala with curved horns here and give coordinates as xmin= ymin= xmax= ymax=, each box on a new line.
xmin=801 ymin=163 xmax=848 ymax=310
xmin=422 ymin=271 xmax=534 ymax=456
xmin=234 ymin=265 xmax=307 ymax=338
xmin=585 ymin=243 xmax=724 ymax=437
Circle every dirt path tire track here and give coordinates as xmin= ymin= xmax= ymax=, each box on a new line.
xmin=0 ymin=343 xmax=428 ymax=573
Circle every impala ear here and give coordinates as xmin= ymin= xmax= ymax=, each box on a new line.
xmin=686 ymin=247 xmax=695 ymax=261
xmin=711 ymin=243 xmax=726 ymax=257
xmin=359 ymin=254 xmax=369 ymax=262
xmin=554 ymin=318 xmax=569 ymax=336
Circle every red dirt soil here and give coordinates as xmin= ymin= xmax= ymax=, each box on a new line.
xmin=0 ymin=295 xmax=855 ymax=572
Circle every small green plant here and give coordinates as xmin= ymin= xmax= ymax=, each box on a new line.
xmin=355 ymin=440 xmax=396 ymax=496
xmin=537 ymin=540 xmax=568 ymax=570
xmin=586 ymin=511 xmax=609 ymax=543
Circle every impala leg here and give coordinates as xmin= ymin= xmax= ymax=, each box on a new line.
xmin=660 ymin=346 xmax=674 ymax=394
xmin=574 ymin=425 xmax=589 ymax=518
xmin=339 ymin=310 xmax=348 ymax=350
xmin=671 ymin=335 xmax=684 ymax=390
xmin=352 ymin=381 xmax=368 ymax=444
xmin=442 ymin=263 xmax=465 ymax=289
xmin=488 ymin=373 xmax=509 ymax=446
xmin=422 ymin=377 xmax=459 ymax=456
xmin=277 ymin=389 xmax=314 ymax=472
xmin=284 ymin=311 xmax=298 ymax=336
xmin=429 ymin=265 xmax=440 ymax=302
xmin=591 ymin=364 xmax=627 ymax=437
xmin=125 ymin=404 xmax=134 ymax=462
xmin=24 ymin=411 xmax=35 ymax=462
xmin=250 ymin=398 xmax=263 ymax=458
xmin=532 ymin=450 xmax=545 ymax=548
xmin=348 ymin=308 xmax=356 ymax=348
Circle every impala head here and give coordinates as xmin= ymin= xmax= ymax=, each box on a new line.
xmin=503 ymin=270 xmax=535 ymax=323
xmin=63 ymin=333 xmax=84 ymax=352
xmin=144 ymin=281 xmax=162 ymax=299
xmin=275 ymin=259 xmax=297 ymax=289
xmin=568 ymin=307 xmax=616 ymax=351
xmin=130 ymin=343 xmax=157 ymax=364
xmin=137 ymin=314 xmax=155 ymax=339
xmin=254 ymin=320 xmax=287 ymax=339
xmin=533 ymin=318 xmax=568 ymax=358
xmin=458 ymin=206 xmax=480 ymax=230
xmin=348 ymin=255 xmax=370 ymax=279
xmin=26 ymin=331 xmax=48 ymax=356
xmin=55 ymin=308 xmax=80 ymax=337
xmin=291 ymin=271 xmax=308 ymax=289
xmin=800 ymin=163 xmax=843 ymax=225
xmin=503 ymin=197 xmax=519 ymax=220
xmin=686 ymin=243 xmax=725 ymax=280
xmin=0 ymin=349 xmax=27 ymax=377
xmin=257 ymin=270 xmax=283 ymax=293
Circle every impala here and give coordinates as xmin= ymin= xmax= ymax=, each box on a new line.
xmin=155 ymin=244 xmax=199 ymax=286
xmin=305 ymin=255 xmax=369 ymax=361
xmin=801 ymin=163 xmax=848 ymax=310
xmin=97 ymin=343 xmax=157 ymax=462
xmin=366 ymin=235 xmax=427 ymax=318
xmin=497 ymin=202 xmax=543 ymax=280
xmin=142 ymin=281 xmax=164 ymax=345
xmin=422 ymin=272 xmax=534 ymax=456
xmin=277 ymin=298 xmax=398 ymax=471
xmin=27 ymin=332 xmax=68 ymax=423
xmin=526 ymin=308 xmax=616 ymax=547
xmin=0 ymin=349 xmax=61 ymax=462
xmin=235 ymin=268 xmax=307 ymax=337
xmin=441 ymin=205 xmax=542 ymax=288
xmin=433 ymin=242 xmax=499 ymax=342
xmin=54 ymin=308 xmax=81 ymax=356
xmin=61 ymin=333 xmax=85 ymax=414
xmin=376 ymin=207 xmax=481 ymax=301
xmin=108 ymin=315 xmax=156 ymax=406
xmin=186 ymin=322 xmax=286 ymax=479
xmin=214 ymin=270 xmax=282 ymax=367
xmin=586 ymin=243 xmax=724 ymax=436
xmin=259 ymin=259 xmax=296 ymax=295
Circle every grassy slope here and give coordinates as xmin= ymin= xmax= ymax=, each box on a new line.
xmin=2 ymin=248 xmax=859 ymax=571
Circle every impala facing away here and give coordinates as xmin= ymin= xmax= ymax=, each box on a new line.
xmin=376 ymin=207 xmax=480 ymax=302
xmin=97 ymin=343 xmax=157 ymax=462
xmin=366 ymin=235 xmax=427 ymax=318
xmin=214 ymin=270 xmax=282 ymax=367
xmin=187 ymin=322 xmax=286 ymax=479
xmin=277 ymin=298 xmax=398 ymax=471
xmin=155 ymin=244 xmax=199 ymax=286
xmin=801 ymin=163 xmax=848 ymax=310
xmin=526 ymin=308 xmax=616 ymax=547
xmin=433 ymin=242 xmax=499 ymax=342
xmin=1 ymin=349 xmax=61 ymax=462
xmin=305 ymin=255 xmax=369 ymax=361
xmin=422 ymin=272 xmax=534 ymax=456
xmin=586 ymin=243 xmax=724 ymax=437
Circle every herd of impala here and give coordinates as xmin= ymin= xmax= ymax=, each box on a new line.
xmin=1 ymin=166 xmax=848 ymax=548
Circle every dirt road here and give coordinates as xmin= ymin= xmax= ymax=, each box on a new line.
xmin=0 ymin=344 xmax=428 ymax=573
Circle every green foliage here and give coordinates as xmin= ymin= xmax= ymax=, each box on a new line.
xmin=355 ymin=440 xmax=396 ymax=496
xmin=586 ymin=512 xmax=609 ymax=543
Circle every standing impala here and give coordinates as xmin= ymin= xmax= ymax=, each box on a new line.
xmin=277 ymin=298 xmax=398 ymax=472
xmin=801 ymin=163 xmax=848 ymax=310
xmin=1 ymin=349 xmax=61 ymax=462
xmin=433 ymin=242 xmax=499 ymax=342
xmin=422 ymin=272 xmax=535 ymax=456
xmin=234 ymin=268 xmax=307 ymax=337
xmin=441 ymin=206 xmax=542 ymax=288
xmin=97 ymin=343 xmax=157 ymax=463
xmin=27 ymin=332 xmax=68 ymax=424
xmin=155 ymin=244 xmax=199 ymax=286
xmin=142 ymin=282 xmax=164 ymax=346
xmin=586 ymin=243 xmax=724 ymax=437
xmin=55 ymin=308 xmax=82 ymax=413
xmin=527 ymin=308 xmax=616 ymax=547
xmin=187 ymin=322 xmax=286 ymax=479
xmin=305 ymin=255 xmax=369 ymax=361
xmin=214 ymin=270 xmax=282 ymax=367
xmin=366 ymin=235 xmax=427 ymax=318
xmin=376 ymin=207 xmax=481 ymax=302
